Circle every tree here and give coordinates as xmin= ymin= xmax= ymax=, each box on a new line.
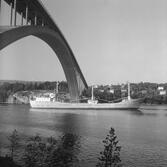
xmin=23 ymin=134 xmax=46 ymax=167
xmin=50 ymin=133 xmax=79 ymax=167
xmin=97 ymin=127 xmax=122 ymax=167
xmin=23 ymin=133 xmax=79 ymax=167
xmin=8 ymin=129 xmax=20 ymax=160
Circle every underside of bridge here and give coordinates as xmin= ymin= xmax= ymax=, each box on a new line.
xmin=0 ymin=0 xmax=88 ymax=101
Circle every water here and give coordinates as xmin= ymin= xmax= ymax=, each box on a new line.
xmin=0 ymin=104 xmax=167 ymax=166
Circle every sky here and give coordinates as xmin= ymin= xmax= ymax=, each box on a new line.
xmin=0 ymin=0 xmax=167 ymax=85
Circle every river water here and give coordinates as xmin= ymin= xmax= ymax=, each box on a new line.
xmin=0 ymin=104 xmax=167 ymax=166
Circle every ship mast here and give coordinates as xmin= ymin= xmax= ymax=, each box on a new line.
xmin=56 ymin=82 xmax=59 ymax=94
xmin=128 ymin=82 xmax=131 ymax=100
xmin=55 ymin=82 xmax=59 ymax=101
xmin=91 ymin=86 xmax=94 ymax=100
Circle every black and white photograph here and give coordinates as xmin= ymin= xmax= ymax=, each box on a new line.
xmin=0 ymin=0 xmax=167 ymax=166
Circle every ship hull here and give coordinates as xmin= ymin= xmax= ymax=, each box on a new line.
xmin=30 ymin=99 xmax=142 ymax=110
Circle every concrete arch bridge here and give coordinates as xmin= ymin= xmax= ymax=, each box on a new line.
xmin=0 ymin=0 xmax=88 ymax=101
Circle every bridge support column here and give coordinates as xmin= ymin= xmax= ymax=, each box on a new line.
xmin=10 ymin=2 xmax=13 ymax=26
xmin=26 ymin=4 xmax=28 ymax=25
xmin=14 ymin=0 xmax=17 ymax=26
xmin=21 ymin=12 xmax=23 ymax=25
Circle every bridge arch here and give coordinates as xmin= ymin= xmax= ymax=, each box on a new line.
xmin=0 ymin=26 xmax=88 ymax=101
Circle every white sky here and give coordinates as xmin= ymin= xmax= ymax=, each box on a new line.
xmin=0 ymin=0 xmax=167 ymax=85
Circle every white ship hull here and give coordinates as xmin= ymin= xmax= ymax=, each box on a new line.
xmin=30 ymin=98 xmax=142 ymax=110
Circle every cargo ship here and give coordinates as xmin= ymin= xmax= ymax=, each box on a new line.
xmin=30 ymin=83 xmax=142 ymax=110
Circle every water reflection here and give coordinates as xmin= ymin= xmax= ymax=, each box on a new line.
xmin=57 ymin=112 xmax=88 ymax=135
xmin=141 ymin=113 xmax=158 ymax=116
xmin=127 ymin=109 xmax=143 ymax=115
xmin=124 ymin=109 xmax=159 ymax=116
